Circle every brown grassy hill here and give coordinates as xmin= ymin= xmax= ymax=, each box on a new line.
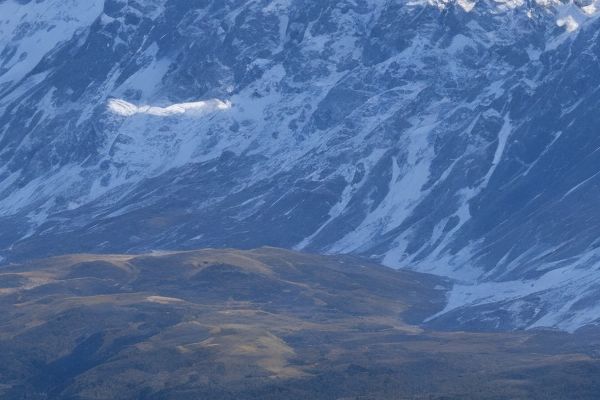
xmin=0 ymin=247 xmax=599 ymax=399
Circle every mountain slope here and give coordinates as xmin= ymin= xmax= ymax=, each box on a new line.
xmin=2 ymin=0 xmax=600 ymax=330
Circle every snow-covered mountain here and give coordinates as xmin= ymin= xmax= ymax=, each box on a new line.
xmin=2 ymin=0 xmax=600 ymax=331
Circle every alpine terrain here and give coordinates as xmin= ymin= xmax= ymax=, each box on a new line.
xmin=2 ymin=0 xmax=600 ymax=338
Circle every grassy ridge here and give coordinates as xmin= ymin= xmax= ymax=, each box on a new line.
xmin=0 ymin=248 xmax=598 ymax=399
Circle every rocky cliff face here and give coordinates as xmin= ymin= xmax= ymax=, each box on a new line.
xmin=1 ymin=0 xmax=600 ymax=330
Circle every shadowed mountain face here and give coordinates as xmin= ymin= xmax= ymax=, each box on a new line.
xmin=1 ymin=247 xmax=600 ymax=400
xmin=2 ymin=0 xmax=600 ymax=331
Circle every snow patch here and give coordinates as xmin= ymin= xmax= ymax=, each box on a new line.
xmin=107 ymin=98 xmax=232 ymax=117
xmin=557 ymin=15 xmax=580 ymax=31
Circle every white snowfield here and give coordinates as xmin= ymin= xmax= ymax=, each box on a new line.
xmin=107 ymin=98 xmax=232 ymax=117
